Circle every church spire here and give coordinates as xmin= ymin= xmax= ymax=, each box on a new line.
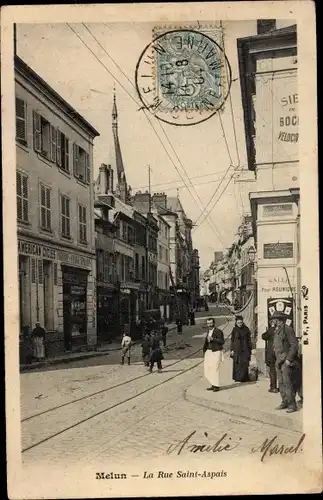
xmin=111 ymin=88 xmax=128 ymax=203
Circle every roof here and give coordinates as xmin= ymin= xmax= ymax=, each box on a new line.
xmin=237 ymin=25 xmax=297 ymax=171
xmin=15 ymin=56 xmax=100 ymax=138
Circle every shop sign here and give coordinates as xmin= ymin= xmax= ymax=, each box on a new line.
xmin=261 ymin=276 xmax=296 ymax=294
xmin=18 ymin=239 xmax=56 ymax=260
xmin=263 ymin=243 xmax=293 ymax=259
xmin=263 ymin=204 xmax=293 ymax=217
xmin=57 ymin=250 xmax=91 ymax=268
xmin=273 ymin=77 xmax=298 ymax=162
xmin=267 ymin=297 xmax=294 ymax=327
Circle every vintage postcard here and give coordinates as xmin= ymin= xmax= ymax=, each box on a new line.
xmin=2 ymin=1 xmax=321 ymax=498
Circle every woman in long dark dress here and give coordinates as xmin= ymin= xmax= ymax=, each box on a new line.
xmin=230 ymin=315 xmax=252 ymax=382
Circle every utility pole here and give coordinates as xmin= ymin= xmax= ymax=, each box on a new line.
xmin=148 ymin=165 xmax=152 ymax=213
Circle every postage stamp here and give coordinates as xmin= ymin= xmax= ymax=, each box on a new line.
xmin=135 ymin=28 xmax=231 ymax=125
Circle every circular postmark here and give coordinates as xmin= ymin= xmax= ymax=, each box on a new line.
xmin=135 ymin=29 xmax=232 ymax=126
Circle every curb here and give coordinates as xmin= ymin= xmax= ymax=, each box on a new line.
xmin=184 ymin=382 xmax=303 ymax=433
xmin=20 ymin=325 xmax=178 ymax=372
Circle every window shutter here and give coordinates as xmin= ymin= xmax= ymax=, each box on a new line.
xmin=85 ymin=152 xmax=90 ymax=184
xmin=64 ymin=136 xmax=69 ymax=171
xmin=50 ymin=125 xmax=57 ymax=162
xmin=38 ymin=259 xmax=43 ymax=284
xmin=16 ymin=172 xmax=23 ymax=220
xmin=73 ymin=143 xmax=79 ymax=177
xmin=33 ymin=111 xmax=41 ymax=152
xmin=46 ymin=187 xmax=51 ymax=229
xmin=40 ymin=184 xmax=46 ymax=227
xmin=22 ymin=175 xmax=28 ymax=222
xmin=56 ymin=129 xmax=62 ymax=166
xmin=31 ymin=259 xmax=37 ymax=283
xmin=16 ymin=98 xmax=27 ymax=143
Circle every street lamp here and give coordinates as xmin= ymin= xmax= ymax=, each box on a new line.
xmin=247 ymin=246 xmax=256 ymax=263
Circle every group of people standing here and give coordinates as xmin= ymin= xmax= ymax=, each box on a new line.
xmin=203 ymin=312 xmax=302 ymax=413
xmin=120 ymin=318 xmax=169 ymax=373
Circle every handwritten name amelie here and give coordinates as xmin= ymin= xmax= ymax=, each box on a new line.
xmin=167 ymin=431 xmax=241 ymax=455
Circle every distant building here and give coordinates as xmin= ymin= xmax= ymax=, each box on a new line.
xmin=16 ymin=56 xmax=99 ymax=355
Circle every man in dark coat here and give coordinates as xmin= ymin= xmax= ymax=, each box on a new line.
xmin=189 ymin=308 xmax=196 ymax=326
xmin=262 ymin=319 xmax=279 ymax=393
xmin=272 ymin=311 xmax=299 ymax=413
xmin=230 ymin=315 xmax=252 ymax=382
xmin=149 ymin=331 xmax=164 ymax=373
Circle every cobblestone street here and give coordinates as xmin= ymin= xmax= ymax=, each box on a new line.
xmin=21 ymin=320 xmax=301 ymax=467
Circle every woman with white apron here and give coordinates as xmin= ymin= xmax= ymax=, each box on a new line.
xmin=203 ymin=318 xmax=225 ymax=392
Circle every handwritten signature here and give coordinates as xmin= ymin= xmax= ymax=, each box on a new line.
xmin=167 ymin=431 xmax=305 ymax=461
xmin=167 ymin=431 xmax=241 ymax=456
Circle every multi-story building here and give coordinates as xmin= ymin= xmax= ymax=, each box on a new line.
xmin=16 ymin=56 xmax=99 ymax=355
xmin=95 ymin=164 xmax=119 ymax=344
xmin=238 ymin=22 xmax=300 ymax=370
xmin=156 ymin=214 xmax=171 ymax=319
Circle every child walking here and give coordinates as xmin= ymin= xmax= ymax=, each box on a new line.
xmin=121 ymin=332 xmax=132 ymax=365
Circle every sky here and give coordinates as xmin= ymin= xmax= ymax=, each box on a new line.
xmin=17 ymin=20 xmax=258 ymax=270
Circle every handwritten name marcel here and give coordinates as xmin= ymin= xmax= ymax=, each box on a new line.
xmin=95 ymin=432 xmax=305 ymax=480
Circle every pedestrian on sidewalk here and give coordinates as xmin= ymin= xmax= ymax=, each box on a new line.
xmin=160 ymin=319 xmax=168 ymax=348
xmin=189 ymin=308 xmax=196 ymax=326
xmin=176 ymin=318 xmax=183 ymax=334
xmin=149 ymin=331 xmax=164 ymax=373
xmin=272 ymin=311 xmax=299 ymax=413
xmin=141 ymin=334 xmax=150 ymax=367
xmin=203 ymin=317 xmax=225 ymax=392
xmin=121 ymin=332 xmax=132 ymax=365
xmin=230 ymin=315 xmax=252 ymax=382
xmin=262 ymin=319 xmax=279 ymax=393
xmin=31 ymin=322 xmax=46 ymax=361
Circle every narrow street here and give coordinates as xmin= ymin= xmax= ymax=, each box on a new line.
xmin=21 ymin=309 xmax=300 ymax=467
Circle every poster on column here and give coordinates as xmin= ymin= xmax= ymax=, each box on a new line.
xmin=267 ymin=297 xmax=294 ymax=327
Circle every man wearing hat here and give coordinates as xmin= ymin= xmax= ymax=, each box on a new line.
xmin=271 ymin=311 xmax=299 ymax=413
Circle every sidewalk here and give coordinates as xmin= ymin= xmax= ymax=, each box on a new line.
xmin=185 ymin=354 xmax=303 ymax=433
xmin=20 ymin=323 xmax=179 ymax=372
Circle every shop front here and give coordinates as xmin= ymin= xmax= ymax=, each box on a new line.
xmin=62 ymin=266 xmax=89 ymax=350
xmin=97 ymin=285 xmax=119 ymax=343
xmin=17 ymin=236 xmax=96 ymax=358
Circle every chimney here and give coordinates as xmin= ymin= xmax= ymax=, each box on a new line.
xmin=107 ymin=164 xmax=114 ymax=193
xmin=152 ymin=192 xmax=167 ymax=209
xmin=99 ymin=164 xmax=108 ymax=194
xmin=257 ymin=20 xmax=276 ymax=34
xmin=132 ymin=191 xmax=151 ymax=214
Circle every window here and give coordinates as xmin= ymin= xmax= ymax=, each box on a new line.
xmin=135 ymin=253 xmax=139 ymax=279
xmin=16 ymin=171 xmax=28 ymax=222
xmin=40 ymin=183 xmax=51 ymax=231
xmin=165 ymin=249 xmax=169 ymax=263
xmin=57 ymin=130 xmax=69 ymax=171
xmin=33 ymin=111 xmax=56 ymax=162
xmin=16 ymin=98 xmax=27 ymax=145
xmin=73 ymin=144 xmax=90 ymax=183
xmin=141 ymin=256 xmax=146 ymax=281
xmin=78 ymin=204 xmax=87 ymax=243
xmin=61 ymin=195 xmax=71 ymax=238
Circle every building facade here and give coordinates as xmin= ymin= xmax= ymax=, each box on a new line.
xmin=16 ymin=56 xmax=99 ymax=355
xmin=238 ymin=23 xmax=300 ymax=370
